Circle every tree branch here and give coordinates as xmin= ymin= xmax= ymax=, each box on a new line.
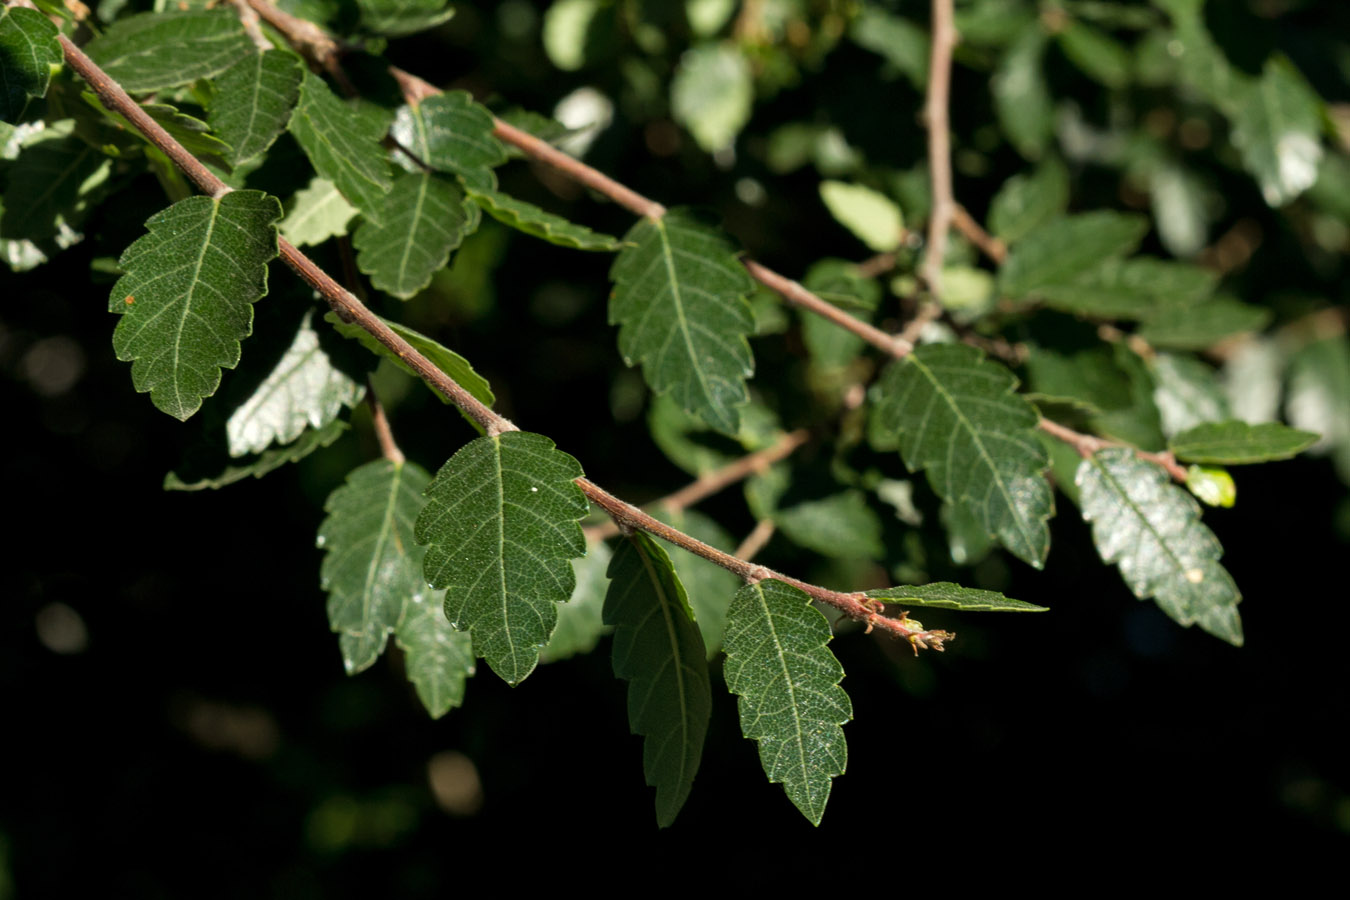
xmin=951 ymin=203 xmax=1007 ymax=264
xmin=1037 ymin=417 xmax=1189 ymax=483
xmin=920 ymin=0 xmax=958 ymax=295
xmin=366 ymin=379 xmax=405 ymax=465
xmin=55 ymin=3 xmax=941 ymax=648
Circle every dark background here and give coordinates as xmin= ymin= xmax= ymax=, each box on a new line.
xmin=3 ymin=0 xmax=1348 ymax=892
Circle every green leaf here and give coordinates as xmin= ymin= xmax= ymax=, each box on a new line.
xmin=1186 ymin=465 xmax=1235 ymax=508
xmin=1056 ymin=19 xmax=1131 ymax=89
xmin=775 ymin=491 xmax=884 ymax=561
xmin=540 ymin=540 xmax=613 ymax=663
xmin=604 ymin=533 xmax=712 ymax=828
xmin=318 ymin=458 xmax=474 ymax=718
xmin=357 ymin=0 xmax=455 ymax=36
xmin=870 ymin=343 xmax=1053 ymax=568
xmin=800 ymin=259 xmax=881 ymax=369
xmin=324 ymin=311 xmax=494 ymax=426
xmin=1150 ymin=160 xmax=1210 ymax=258
xmin=289 ymin=71 xmax=393 ymax=222
xmin=225 ymin=310 xmax=365 ymax=456
xmin=208 ymin=51 xmax=303 ymax=166
xmin=818 ymin=181 xmax=904 ymax=252
xmin=988 ymin=155 xmax=1069 ymax=244
xmin=131 ymin=101 xmax=233 ymax=164
xmin=1151 ymin=353 xmax=1230 ymax=437
xmin=85 ymin=10 xmax=252 ymax=93
xmin=0 ymin=121 xmax=111 ymax=242
xmin=671 ymin=42 xmax=753 ymax=152
xmin=1286 ymin=338 xmax=1350 ymax=483
xmin=279 ymin=177 xmax=358 ymax=247
xmin=651 ymin=505 xmax=739 ymax=655
xmin=392 ymin=92 xmax=507 ymax=192
xmin=1076 ymin=448 xmax=1243 ymax=645
xmin=542 ymin=0 xmax=604 ymax=71
xmin=353 ymin=171 xmax=474 ymax=299
xmin=0 ymin=6 xmax=60 ymax=124
xmin=1230 ymin=58 xmax=1324 ymax=207
xmin=416 ymin=431 xmax=589 ymax=685
xmin=1137 ymin=297 xmax=1271 ymax=350
xmin=864 ymin=582 xmax=1047 ymax=612
xmin=999 ymin=212 xmax=1149 ymax=298
xmin=992 ymin=22 xmax=1054 ymax=160
xmin=723 ymin=579 xmax=851 ymax=826
xmin=1036 ymin=257 xmax=1217 ymax=321
xmin=164 ymin=419 xmax=347 ymax=491
xmin=609 ymin=208 xmax=756 ymax=436
xmin=465 ymin=186 xmax=622 ymax=251
xmin=848 ymin=7 xmax=929 ymax=88
xmin=109 ymin=191 xmax=282 ymax=420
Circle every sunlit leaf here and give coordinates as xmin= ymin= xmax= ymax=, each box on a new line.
xmin=392 ymin=91 xmax=506 ymax=192
xmin=209 ymin=51 xmax=303 ymax=166
xmin=723 ymin=579 xmax=851 ymax=826
xmin=671 ymin=42 xmax=752 ymax=152
xmin=1231 ymin=58 xmax=1324 ymax=207
xmin=289 ymin=71 xmax=393 ymax=221
xmin=85 ymin=10 xmax=252 ymax=93
xmin=0 ymin=6 xmax=60 ymax=124
xmin=0 ymin=120 xmax=111 ymax=242
xmin=1151 ymin=353 xmax=1230 ymax=437
xmin=1077 ymin=448 xmax=1243 ymax=645
xmin=109 ymin=191 xmax=281 ymax=420
xmin=357 ymin=0 xmax=455 ymax=36
xmin=864 ymin=582 xmax=1046 ymax=611
xmin=604 ymin=533 xmax=711 ymax=828
xmin=610 ymin=208 xmax=755 ymax=436
xmin=416 ymin=431 xmax=589 ymax=685
xmin=818 ymin=181 xmax=904 ymax=252
xmin=279 ymin=177 xmax=358 ymax=247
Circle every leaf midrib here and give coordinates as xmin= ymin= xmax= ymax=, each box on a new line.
xmin=751 ymin=583 xmax=813 ymax=818
xmin=631 ymin=537 xmax=695 ymax=787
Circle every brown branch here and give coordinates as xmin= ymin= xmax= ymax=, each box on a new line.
xmin=952 ymin=203 xmax=1007 ymax=264
xmin=366 ymin=378 xmax=405 ymax=465
xmin=734 ymin=519 xmax=777 ymax=562
xmin=585 ymin=428 xmax=810 ymax=541
xmin=743 ymin=260 xmax=915 ymax=356
xmin=55 ymin=2 xmax=939 ymax=648
xmin=1037 ymin=418 xmax=1189 ymax=483
xmin=230 ymin=0 xmax=273 ymax=51
xmin=920 ymin=0 xmax=958 ymax=294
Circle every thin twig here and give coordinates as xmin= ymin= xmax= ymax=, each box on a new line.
xmin=951 ymin=203 xmax=1007 ymax=264
xmin=855 ymin=251 xmax=899 ymax=279
xmin=1037 ymin=418 xmax=1189 ymax=483
xmin=230 ymin=0 xmax=273 ymax=51
xmin=54 ymin=3 xmax=939 ymax=648
xmin=366 ymin=378 xmax=405 ymax=465
xmin=920 ymin=0 xmax=958 ymax=294
xmin=743 ymin=260 xmax=915 ymax=356
xmin=585 ymin=428 xmax=810 ymax=541
xmin=734 ymin=519 xmax=777 ymax=562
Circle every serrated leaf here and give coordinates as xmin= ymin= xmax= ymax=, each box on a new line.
xmin=1151 ymin=353 xmax=1230 ymax=437
xmin=610 ymin=208 xmax=755 ymax=436
xmin=279 ymin=177 xmax=358 ymax=246
xmin=1 ymin=121 xmax=111 ymax=241
xmin=289 ymin=71 xmax=393 ymax=221
xmin=1036 ymin=257 xmax=1217 ymax=320
xmin=540 ymin=540 xmax=613 ymax=663
xmin=818 ymin=181 xmax=904 ymax=253
xmin=353 ymin=171 xmax=474 ymax=299
xmin=416 ymin=431 xmax=588 ymax=685
xmin=1231 ymin=58 xmax=1324 ymax=207
xmin=109 ymin=191 xmax=281 ymax=420
xmin=988 ymin=155 xmax=1068 ymax=244
xmin=651 ymin=505 xmax=739 ymax=655
xmin=0 ymin=6 xmax=60 ymax=124
xmin=323 ymin=311 xmax=494 ymax=427
xmin=392 ymin=92 xmax=507 ymax=192
xmin=1286 ymin=338 xmax=1350 ymax=483
xmin=864 ymin=582 xmax=1046 ymax=612
xmin=1137 ymin=297 xmax=1271 ymax=350
xmin=1076 ymin=448 xmax=1243 ymax=645
xmin=357 ymin=0 xmax=455 ymax=36
xmin=999 ymin=212 xmax=1148 ymax=298
xmin=604 ymin=533 xmax=712 ymax=828
xmin=723 ymin=579 xmax=851 ymax=826
xmin=992 ymin=23 xmax=1053 ymax=160
xmin=869 ymin=343 xmax=1053 ymax=568
xmin=85 ymin=10 xmax=252 ymax=93
xmin=208 ymin=50 xmax=303 ymax=166
xmin=775 ymin=491 xmax=884 ymax=560
xmin=671 ymin=42 xmax=753 ymax=152
xmin=164 ymin=419 xmax=347 ymax=490
xmin=395 ymin=587 xmax=475 ymax=718
xmin=226 ymin=310 xmax=364 ymax=456
xmin=466 ymin=186 xmax=622 ymax=251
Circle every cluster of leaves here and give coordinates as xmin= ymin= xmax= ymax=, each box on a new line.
xmin=3 ymin=0 xmax=1348 ymax=827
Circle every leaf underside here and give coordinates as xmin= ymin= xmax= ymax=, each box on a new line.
xmin=870 ymin=343 xmax=1053 ymax=568
xmin=109 ymin=190 xmax=282 ymax=420
xmin=319 ymin=459 xmax=474 ymax=718
xmin=1076 ymin=448 xmax=1243 ymax=645
xmin=722 ymin=579 xmax=851 ymax=826
xmin=610 ymin=208 xmax=756 ymax=436
xmin=415 ymin=431 xmax=588 ymax=685
xmin=604 ymin=533 xmax=712 ymax=828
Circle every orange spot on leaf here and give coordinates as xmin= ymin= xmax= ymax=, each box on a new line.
xmin=124 ymin=296 xmax=135 ymax=305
